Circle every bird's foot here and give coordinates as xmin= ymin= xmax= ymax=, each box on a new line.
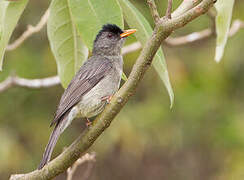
xmin=101 ymin=95 xmax=113 ymax=104
xmin=86 ymin=118 xmax=92 ymax=127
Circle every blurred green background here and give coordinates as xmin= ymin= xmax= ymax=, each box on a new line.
xmin=1 ymin=0 xmax=244 ymax=179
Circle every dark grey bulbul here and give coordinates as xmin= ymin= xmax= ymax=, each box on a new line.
xmin=38 ymin=24 xmax=136 ymax=169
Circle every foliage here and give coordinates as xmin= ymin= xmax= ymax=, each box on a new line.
xmin=0 ymin=0 xmax=28 ymax=70
xmin=0 ymin=0 xmax=243 ymax=179
xmin=47 ymin=0 xmax=89 ymax=87
xmin=0 ymin=0 xmax=237 ymax=104
xmin=0 ymin=0 xmax=175 ymax=105
xmin=69 ymin=0 xmax=124 ymax=51
xmin=215 ymin=0 xmax=235 ymax=62
xmin=119 ymin=0 xmax=174 ymax=106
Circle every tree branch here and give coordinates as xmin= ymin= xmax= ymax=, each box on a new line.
xmin=147 ymin=0 xmax=160 ymax=23
xmin=6 ymin=9 xmax=49 ymax=51
xmin=164 ymin=19 xmax=244 ymax=46
xmin=171 ymin=0 xmax=199 ymax=18
xmin=164 ymin=28 xmax=212 ymax=46
xmin=9 ymin=0 xmax=216 ymax=179
xmin=0 ymin=75 xmax=59 ymax=93
xmin=228 ymin=19 xmax=244 ymax=37
xmin=122 ymin=42 xmax=141 ymax=55
xmin=166 ymin=0 xmax=173 ymax=19
xmin=66 ymin=153 xmax=96 ymax=180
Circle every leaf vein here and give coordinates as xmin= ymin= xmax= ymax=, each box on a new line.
xmin=56 ymin=34 xmax=73 ymax=53
xmin=53 ymin=20 xmax=71 ymax=34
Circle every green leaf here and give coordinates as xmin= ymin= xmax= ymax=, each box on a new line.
xmin=118 ymin=0 xmax=174 ymax=107
xmin=47 ymin=0 xmax=89 ymax=88
xmin=214 ymin=0 xmax=234 ymax=62
xmin=69 ymin=0 xmax=124 ymax=50
xmin=0 ymin=0 xmax=28 ymax=71
xmin=122 ymin=72 xmax=128 ymax=81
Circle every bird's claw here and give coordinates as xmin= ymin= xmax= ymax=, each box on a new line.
xmin=101 ymin=95 xmax=113 ymax=104
xmin=86 ymin=118 xmax=92 ymax=127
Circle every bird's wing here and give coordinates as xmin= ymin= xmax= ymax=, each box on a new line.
xmin=50 ymin=58 xmax=113 ymax=127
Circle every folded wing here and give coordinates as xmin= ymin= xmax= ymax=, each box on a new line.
xmin=50 ymin=57 xmax=112 ymax=127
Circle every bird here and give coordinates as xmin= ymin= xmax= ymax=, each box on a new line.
xmin=38 ymin=24 xmax=136 ymax=169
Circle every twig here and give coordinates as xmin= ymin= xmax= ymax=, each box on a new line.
xmin=6 ymin=9 xmax=49 ymax=51
xmin=166 ymin=0 xmax=173 ymax=19
xmin=122 ymin=42 xmax=141 ymax=55
xmin=207 ymin=7 xmax=217 ymax=22
xmin=164 ymin=28 xmax=212 ymax=46
xmin=147 ymin=0 xmax=160 ymax=23
xmin=81 ymin=162 xmax=95 ymax=180
xmin=164 ymin=19 xmax=244 ymax=46
xmin=9 ymin=0 xmax=216 ymax=179
xmin=66 ymin=153 xmax=96 ymax=180
xmin=228 ymin=19 xmax=244 ymax=37
xmin=0 ymin=75 xmax=59 ymax=93
xmin=171 ymin=0 xmax=199 ymax=18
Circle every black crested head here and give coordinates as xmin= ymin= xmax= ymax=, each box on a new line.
xmin=94 ymin=24 xmax=123 ymax=42
xmin=101 ymin=24 xmax=123 ymax=34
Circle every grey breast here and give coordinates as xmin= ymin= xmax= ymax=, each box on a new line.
xmin=77 ymin=56 xmax=123 ymax=118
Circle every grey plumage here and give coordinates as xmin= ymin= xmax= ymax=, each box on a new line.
xmin=38 ymin=24 xmax=135 ymax=169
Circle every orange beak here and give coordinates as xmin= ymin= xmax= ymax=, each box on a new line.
xmin=120 ymin=29 xmax=137 ymax=38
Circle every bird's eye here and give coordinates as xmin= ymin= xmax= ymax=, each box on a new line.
xmin=107 ymin=33 xmax=113 ymax=38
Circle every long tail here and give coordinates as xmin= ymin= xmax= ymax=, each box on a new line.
xmin=38 ymin=108 xmax=76 ymax=169
xmin=38 ymin=122 xmax=62 ymax=169
xmin=38 ymin=113 xmax=72 ymax=170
